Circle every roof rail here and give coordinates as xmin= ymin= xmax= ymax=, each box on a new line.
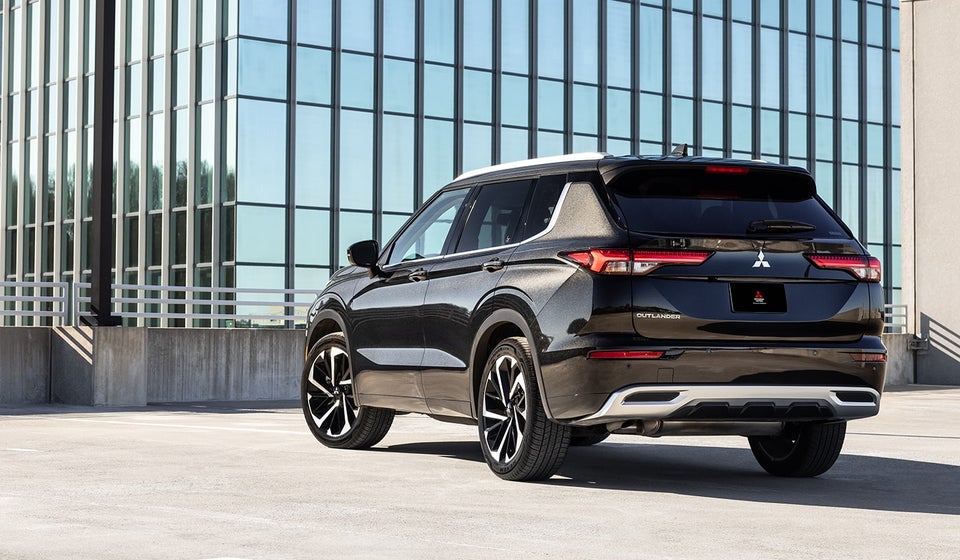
xmin=454 ymin=152 xmax=611 ymax=182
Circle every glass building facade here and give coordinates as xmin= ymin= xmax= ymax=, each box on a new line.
xmin=1 ymin=0 xmax=902 ymax=325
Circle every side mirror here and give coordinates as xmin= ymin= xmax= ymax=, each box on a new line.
xmin=347 ymin=239 xmax=380 ymax=268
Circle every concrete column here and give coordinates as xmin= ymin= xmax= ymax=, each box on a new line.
xmin=50 ymin=327 xmax=147 ymax=406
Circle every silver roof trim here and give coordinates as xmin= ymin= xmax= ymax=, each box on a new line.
xmin=453 ymin=152 xmax=611 ymax=182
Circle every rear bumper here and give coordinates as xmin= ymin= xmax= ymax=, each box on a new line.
xmin=567 ymin=384 xmax=880 ymax=426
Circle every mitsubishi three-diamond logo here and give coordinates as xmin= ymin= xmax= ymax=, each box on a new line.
xmin=752 ymin=249 xmax=771 ymax=268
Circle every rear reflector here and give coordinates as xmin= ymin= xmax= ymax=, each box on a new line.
xmin=705 ymin=165 xmax=750 ymax=175
xmin=588 ymin=350 xmax=665 ymax=360
xmin=563 ymin=249 xmax=713 ymax=275
xmin=848 ymin=353 xmax=887 ymax=363
xmin=805 ymin=254 xmax=882 ymax=282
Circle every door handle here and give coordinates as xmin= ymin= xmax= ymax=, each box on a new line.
xmin=408 ymin=268 xmax=428 ymax=282
xmin=481 ymin=258 xmax=504 ymax=272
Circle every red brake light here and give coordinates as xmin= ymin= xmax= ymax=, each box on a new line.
xmin=849 ymin=353 xmax=887 ymax=363
xmin=588 ymin=350 xmax=665 ymax=360
xmin=563 ymin=250 xmax=713 ymax=275
xmin=705 ymin=165 xmax=750 ymax=175
xmin=805 ymin=254 xmax=881 ymax=282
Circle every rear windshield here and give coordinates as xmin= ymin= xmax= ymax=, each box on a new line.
xmin=609 ymin=169 xmax=851 ymax=239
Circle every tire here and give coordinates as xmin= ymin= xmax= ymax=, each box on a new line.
xmin=301 ymin=333 xmax=394 ymax=449
xmin=570 ymin=426 xmax=610 ymax=447
xmin=477 ymin=337 xmax=570 ymax=481
xmin=748 ymin=421 xmax=847 ymax=477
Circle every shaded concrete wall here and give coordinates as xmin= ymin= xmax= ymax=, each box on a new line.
xmin=901 ymin=1 xmax=960 ymax=384
xmin=882 ymin=334 xmax=914 ymax=386
xmin=0 ymin=328 xmax=50 ymax=404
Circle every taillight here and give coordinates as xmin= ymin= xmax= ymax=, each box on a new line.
xmin=805 ymin=254 xmax=881 ymax=282
xmin=848 ymin=353 xmax=887 ymax=363
xmin=705 ymin=165 xmax=750 ymax=175
xmin=562 ymin=249 xmax=713 ymax=275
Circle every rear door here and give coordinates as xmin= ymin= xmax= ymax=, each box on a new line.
xmin=608 ymin=165 xmax=882 ymax=343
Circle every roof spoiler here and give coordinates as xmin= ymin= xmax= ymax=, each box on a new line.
xmin=668 ymin=143 xmax=688 ymax=157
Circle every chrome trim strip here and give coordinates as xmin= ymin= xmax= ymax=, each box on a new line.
xmin=454 ymin=152 xmax=610 ymax=182
xmin=570 ymin=385 xmax=881 ymax=426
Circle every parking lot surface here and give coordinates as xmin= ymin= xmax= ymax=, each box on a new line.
xmin=1 ymin=386 xmax=958 ymax=559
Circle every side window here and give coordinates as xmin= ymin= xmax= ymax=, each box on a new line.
xmin=387 ymin=188 xmax=469 ymax=265
xmin=519 ymin=174 xmax=567 ymax=240
xmin=455 ymin=180 xmax=534 ymax=253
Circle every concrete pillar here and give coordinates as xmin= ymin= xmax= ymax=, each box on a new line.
xmin=50 ymin=327 xmax=147 ymax=406
xmin=0 ymin=328 xmax=50 ymax=404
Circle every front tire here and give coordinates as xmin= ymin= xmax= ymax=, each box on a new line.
xmin=477 ymin=337 xmax=570 ymax=481
xmin=301 ymin=333 xmax=394 ymax=449
xmin=748 ymin=421 xmax=846 ymax=477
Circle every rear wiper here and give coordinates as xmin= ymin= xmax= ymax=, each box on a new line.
xmin=747 ymin=219 xmax=816 ymax=233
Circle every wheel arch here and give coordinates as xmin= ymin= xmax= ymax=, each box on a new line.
xmin=469 ymin=307 xmax=554 ymax=421
xmin=306 ymin=308 xmax=348 ymax=356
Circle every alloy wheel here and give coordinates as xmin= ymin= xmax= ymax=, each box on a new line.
xmin=481 ymin=354 xmax=528 ymax=464
xmin=304 ymin=345 xmax=359 ymax=439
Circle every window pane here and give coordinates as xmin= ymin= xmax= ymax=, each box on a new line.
xmin=671 ymin=11 xmax=693 ymax=97
xmin=867 ymin=123 xmax=883 ymax=167
xmin=841 ymin=42 xmax=859 ymax=120
xmin=788 ymin=33 xmax=807 ymax=113
xmin=456 ymin=180 xmax=534 ymax=252
xmin=423 ymin=119 xmax=454 ymax=197
xmin=841 ymin=0 xmax=858 ymax=42
xmin=173 ymin=109 xmax=188 ymax=207
xmin=815 ymin=116 xmax=834 ymax=160
xmin=731 ymin=23 xmax=752 ymax=105
xmin=840 ymin=164 xmax=859 ymax=239
xmin=463 ymin=70 xmax=492 ymax=123
xmin=383 ymin=58 xmax=415 ymax=114
xmin=500 ymin=127 xmax=528 ymax=163
xmin=573 ymin=0 xmax=599 ymax=83
xmin=815 ymin=161 xmax=834 ymax=206
xmin=339 ymin=110 xmax=374 ymax=210
xmin=464 ymin=0 xmax=492 ymax=69
xmin=789 ymin=113 xmax=807 ymax=159
xmin=607 ymin=88 xmax=631 ymax=139
xmin=388 ymin=188 xmax=468 ymax=265
xmin=841 ymin=120 xmax=859 ymax=163
xmin=760 ymin=28 xmax=780 ymax=109
xmin=815 ymin=38 xmax=834 ymax=116
xmin=788 ymin=0 xmax=807 ymax=32
xmin=702 ymin=17 xmax=723 ymax=101
xmin=382 ymin=115 xmax=415 ymax=213
xmin=702 ymin=101 xmax=722 ymax=149
xmin=424 ymin=64 xmax=454 ymax=118
xmin=573 ymin=84 xmax=598 ymax=135
xmin=639 ymin=93 xmax=663 ymax=142
xmin=297 ymin=47 xmax=331 ymax=105
xmin=298 ymin=0 xmax=332 ymax=47
xmin=295 ymin=209 xmax=330 ymax=266
xmin=425 ymin=0 xmax=455 ymax=63
xmin=815 ymin=0 xmax=833 ymax=37
xmin=341 ymin=0 xmax=373 ymax=52
xmin=237 ymin=100 xmax=287 ymax=204
xmin=671 ymin=97 xmax=693 ymax=146
xmin=340 ymin=53 xmax=374 ymax=110
xmin=538 ymin=0 xmax=564 ymax=79
xmin=639 ymin=7 xmax=663 ymax=93
xmin=731 ymin=105 xmax=752 ymax=153
xmin=197 ymin=104 xmax=215 ymax=205
xmin=237 ymin=206 xmax=285 ymax=263
xmin=295 ymin=105 xmax=331 ymax=208
xmin=502 ymin=0 xmax=529 ymax=74
xmin=866 ymin=47 xmax=883 ymax=123
xmin=606 ymin=0 xmax=632 ymax=88
xmin=148 ymin=114 xmax=163 ymax=211
xmin=238 ymin=39 xmax=288 ymax=100
xmin=463 ymin=123 xmax=492 ymax=173
xmin=501 ymin=75 xmax=528 ymax=127
xmin=384 ymin=0 xmax=415 ymax=58
xmin=537 ymin=79 xmax=564 ymax=131
xmin=239 ymin=0 xmax=288 ymax=41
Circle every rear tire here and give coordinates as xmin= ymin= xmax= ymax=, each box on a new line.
xmin=477 ymin=337 xmax=570 ymax=481
xmin=301 ymin=333 xmax=394 ymax=449
xmin=748 ymin=421 xmax=846 ymax=477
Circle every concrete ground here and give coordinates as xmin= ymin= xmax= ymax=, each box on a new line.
xmin=1 ymin=386 xmax=958 ymax=560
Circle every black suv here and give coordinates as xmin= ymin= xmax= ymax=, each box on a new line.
xmin=301 ymin=153 xmax=886 ymax=481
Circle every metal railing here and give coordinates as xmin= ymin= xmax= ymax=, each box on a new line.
xmin=71 ymin=283 xmax=316 ymax=327
xmin=1 ymin=281 xmax=71 ymax=325
xmin=883 ymin=303 xmax=908 ymax=334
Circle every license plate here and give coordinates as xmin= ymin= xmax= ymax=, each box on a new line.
xmin=730 ymin=283 xmax=786 ymax=313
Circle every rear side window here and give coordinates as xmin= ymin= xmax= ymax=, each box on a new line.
xmin=610 ymin=168 xmax=851 ymax=239
xmin=455 ymin=180 xmax=534 ymax=252
xmin=518 ymin=174 xmax=566 ymax=241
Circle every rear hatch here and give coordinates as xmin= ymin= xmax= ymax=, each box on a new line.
xmin=606 ymin=163 xmax=880 ymax=343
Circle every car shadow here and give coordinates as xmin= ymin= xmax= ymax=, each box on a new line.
xmin=380 ymin=440 xmax=960 ymax=516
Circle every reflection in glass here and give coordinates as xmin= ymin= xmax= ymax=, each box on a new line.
xmin=501 ymin=127 xmax=528 ymax=164
xmin=788 ymin=33 xmax=807 ymax=113
xmin=383 ymin=59 xmax=415 ymax=114
xmin=840 ymin=164 xmax=859 ymax=239
xmin=339 ymin=110 xmax=374 ymax=210
xmin=815 ymin=162 xmax=834 ymax=205
xmin=639 ymin=6 xmax=663 ymax=92
xmin=607 ymin=89 xmax=631 ymax=139
xmin=342 ymin=0 xmax=374 ymax=52
xmin=671 ymin=11 xmax=693 ymax=97
xmin=670 ymin=97 xmax=693 ymax=147
xmin=573 ymin=0 xmax=598 ymax=83
xmin=841 ymin=0 xmax=858 ymax=42
xmin=760 ymin=28 xmax=780 ymax=109
xmin=537 ymin=131 xmax=563 ymax=157
xmin=238 ymin=100 xmax=287 ymax=204
xmin=731 ymin=105 xmax=752 ymax=153
xmin=126 ymin=119 xmax=140 ymax=213
xmin=463 ymin=123 xmax=492 ymax=173
xmin=382 ymin=115 xmax=415 ymax=213
xmin=761 ymin=109 xmax=779 ymax=155
xmin=815 ymin=38 xmax=833 ymax=116
xmin=296 ymin=105 xmax=331 ymax=208
xmin=297 ymin=47 xmax=331 ymax=105
xmin=423 ymin=119 xmax=454 ymax=197
xmin=127 ymin=63 xmax=141 ymax=116
xmin=841 ymin=121 xmax=858 ymax=164
xmin=789 ymin=113 xmax=807 ymax=159
xmin=501 ymin=75 xmax=528 ymax=127
xmin=815 ymin=116 xmax=833 ymax=161
xmin=127 ymin=0 xmax=142 ymax=60
xmin=338 ymin=211 xmax=374 ymax=266
xmin=238 ymin=39 xmax=288 ymax=100
xmin=197 ymin=104 xmax=215 ymax=204
xmin=867 ymin=124 xmax=883 ymax=167
xmin=639 ymin=93 xmax=662 ymax=142
xmin=607 ymin=0 xmax=632 ymax=88
xmin=867 ymin=167 xmax=884 ymax=244
xmin=574 ymin=85 xmax=598 ymax=135
xmin=866 ymin=47 xmax=883 ymax=123
xmin=815 ymin=0 xmax=833 ymax=37
xmin=702 ymin=101 xmax=722 ymax=149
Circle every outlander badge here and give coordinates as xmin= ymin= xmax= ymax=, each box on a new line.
xmin=752 ymin=249 xmax=771 ymax=268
